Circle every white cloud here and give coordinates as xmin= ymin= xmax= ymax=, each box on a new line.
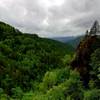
xmin=0 ymin=0 xmax=100 ymax=37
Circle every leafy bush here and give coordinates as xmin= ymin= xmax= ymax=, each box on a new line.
xmin=39 ymin=68 xmax=70 ymax=92
xmin=11 ymin=87 xmax=23 ymax=99
xmin=36 ymin=69 xmax=83 ymax=100
xmin=84 ymin=89 xmax=100 ymax=100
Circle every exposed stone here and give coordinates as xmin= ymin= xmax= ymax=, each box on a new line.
xmin=71 ymin=21 xmax=100 ymax=86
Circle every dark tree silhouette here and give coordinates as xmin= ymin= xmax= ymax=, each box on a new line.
xmin=89 ymin=20 xmax=100 ymax=36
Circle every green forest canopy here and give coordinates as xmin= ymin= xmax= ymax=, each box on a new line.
xmin=0 ymin=21 xmax=100 ymax=100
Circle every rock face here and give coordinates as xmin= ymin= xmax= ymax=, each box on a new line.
xmin=71 ymin=21 xmax=100 ymax=86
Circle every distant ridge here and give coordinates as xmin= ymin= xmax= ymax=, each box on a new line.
xmin=50 ymin=36 xmax=75 ymax=43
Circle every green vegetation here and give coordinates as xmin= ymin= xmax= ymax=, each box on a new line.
xmin=89 ymin=48 xmax=100 ymax=88
xmin=0 ymin=21 xmax=100 ymax=100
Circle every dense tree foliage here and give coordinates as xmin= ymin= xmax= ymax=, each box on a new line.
xmin=89 ymin=48 xmax=100 ymax=88
xmin=0 ymin=22 xmax=74 ymax=99
xmin=0 ymin=21 xmax=100 ymax=100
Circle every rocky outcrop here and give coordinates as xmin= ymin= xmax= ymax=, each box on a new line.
xmin=71 ymin=21 xmax=100 ymax=86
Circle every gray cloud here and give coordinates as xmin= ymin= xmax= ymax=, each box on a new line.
xmin=0 ymin=0 xmax=100 ymax=37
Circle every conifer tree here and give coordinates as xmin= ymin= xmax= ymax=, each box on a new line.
xmin=89 ymin=20 xmax=100 ymax=36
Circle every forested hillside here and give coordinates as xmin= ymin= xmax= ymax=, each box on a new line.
xmin=0 ymin=22 xmax=74 ymax=99
xmin=0 ymin=21 xmax=100 ymax=100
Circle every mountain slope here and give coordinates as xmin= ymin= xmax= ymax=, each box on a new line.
xmin=0 ymin=21 xmax=21 ymax=40
xmin=0 ymin=21 xmax=73 ymax=95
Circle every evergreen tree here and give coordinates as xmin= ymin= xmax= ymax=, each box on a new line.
xmin=89 ymin=20 xmax=100 ymax=36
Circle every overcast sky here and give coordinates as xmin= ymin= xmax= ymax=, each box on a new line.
xmin=0 ymin=0 xmax=100 ymax=37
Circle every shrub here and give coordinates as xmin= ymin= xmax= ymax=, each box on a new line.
xmin=84 ymin=89 xmax=100 ymax=100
